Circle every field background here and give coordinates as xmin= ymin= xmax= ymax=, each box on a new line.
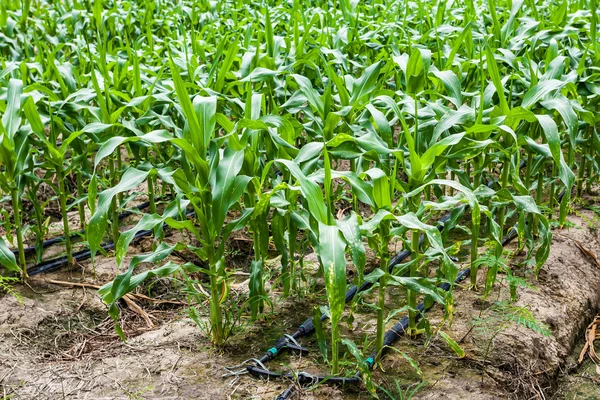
xmin=1 ymin=0 xmax=600 ymax=399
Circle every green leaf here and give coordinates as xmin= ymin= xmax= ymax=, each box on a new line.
xmin=485 ymin=47 xmax=509 ymax=115
xmin=540 ymin=96 xmax=578 ymax=147
xmin=193 ymin=96 xmax=217 ymax=157
xmin=431 ymin=70 xmax=463 ymax=108
xmin=115 ymin=213 xmax=164 ymax=267
xmin=248 ymin=259 xmax=264 ymax=319
xmin=2 ymin=79 xmax=23 ymax=139
xmin=438 ymin=331 xmax=465 ymax=358
xmin=22 ymin=96 xmax=44 ymax=137
xmin=0 ymin=236 xmax=19 ymax=273
xmin=81 ymin=122 xmax=114 ymax=134
xmin=277 ymin=159 xmax=328 ymax=224
xmin=535 ymin=114 xmax=574 ymax=188
xmin=522 ymin=80 xmax=566 ymax=110
xmin=318 ymin=222 xmax=347 ymax=327
xmin=406 ymin=49 xmax=426 ymax=95
xmin=102 ymin=243 xmax=185 ymax=303
xmin=388 ymin=276 xmax=446 ymax=305
xmin=291 ymin=74 xmax=324 ymax=116
xmin=365 ymin=168 xmax=391 ymax=210
xmin=241 ymin=67 xmax=279 ymax=82
xmin=170 ymin=59 xmax=204 ymax=155
xmin=272 ymin=212 xmax=290 ymax=294
xmin=421 ymin=133 xmax=466 ymax=176
xmin=350 ymin=62 xmax=382 ymax=105
xmin=212 ymin=148 xmax=249 ymax=235
xmin=115 ymin=198 xmax=190 ymax=267
xmin=445 ymin=23 xmax=472 ymax=69
xmin=341 ymin=171 xmax=377 ymax=206
xmin=101 ymin=259 xmax=201 ymax=339
xmin=337 ymin=212 xmax=366 ymax=283
xmin=431 ymin=108 xmax=471 ymax=145
xmin=365 ymin=104 xmax=392 ymax=146
xmin=313 ymin=306 xmax=328 ymax=362
xmin=95 ymin=136 xmax=130 ymax=168
xmin=87 ymin=168 xmax=151 ymax=262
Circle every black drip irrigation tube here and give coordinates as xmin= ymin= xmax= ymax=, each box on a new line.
xmin=15 ymin=200 xmax=153 ymax=257
xmin=27 ymin=201 xmax=190 ymax=277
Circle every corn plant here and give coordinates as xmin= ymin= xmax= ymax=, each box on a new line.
xmin=0 ymin=79 xmax=30 ymax=276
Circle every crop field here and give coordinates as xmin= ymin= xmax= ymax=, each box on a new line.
xmin=0 ymin=0 xmax=600 ymax=399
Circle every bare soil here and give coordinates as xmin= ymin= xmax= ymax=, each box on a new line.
xmin=1 ymin=201 xmax=600 ymax=399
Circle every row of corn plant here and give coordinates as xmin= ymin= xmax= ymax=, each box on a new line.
xmin=0 ymin=0 xmax=598 ymax=384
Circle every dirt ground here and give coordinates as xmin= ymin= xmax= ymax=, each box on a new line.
xmin=1 ymin=200 xmax=600 ymax=399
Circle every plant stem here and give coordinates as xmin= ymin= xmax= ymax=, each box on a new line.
xmin=147 ymin=174 xmax=156 ymax=214
xmin=28 ymin=182 xmax=45 ymax=264
xmin=76 ymin=170 xmax=86 ymax=229
xmin=11 ymin=188 xmax=27 ymax=279
xmin=585 ymin=142 xmax=593 ymax=193
xmin=473 ymin=156 xmax=481 ymax=188
xmin=288 ymin=220 xmax=297 ymax=292
xmin=116 ymin=145 xmax=123 ymax=206
xmin=533 ymin=163 xmax=544 ymax=236
xmin=56 ymin=166 xmax=73 ymax=267
xmin=524 ymin=150 xmax=533 ymax=192
xmin=577 ymin=131 xmax=587 ymax=198
xmin=466 ymin=159 xmax=471 ymax=179
xmin=494 ymin=157 xmax=510 ymax=259
xmin=548 ymin=163 xmax=557 ymax=216
xmin=408 ymin=227 xmax=420 ymax=333
xmin=375 ymin=272 xmax=387 ymax=364
xmin=209 ymin=255 xmax=225 ymax=346
xmin=376 ymin=223 xmax=390 ymax=364
xmin=470 ymin=215 xmax=480 ymax=288
xmin=559 ymin=187 xmax=571 ymax=227
xmin=331 ymin=319 xmax=340 ymax=374
xmin=108 ymin=155 xmax=120 ymax=245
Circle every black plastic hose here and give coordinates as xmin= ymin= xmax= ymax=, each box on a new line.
xmin=14 ymin=200 xmax=153 ymax=256
xmin=27 ymin=208 xmax=193 ymax=277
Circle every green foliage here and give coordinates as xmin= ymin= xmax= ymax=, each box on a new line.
xmin=475 ymin=293 xmax=552 ymax=336
xmin=0 ymin=275 xmax=23 ymax=304
xmin=484 ymin=302 xmax=553 ymax=337
xmin=379 ymin=380 xmax=426 ymax=400
xmin=0 ymin=0 xmax=598 ymax=391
